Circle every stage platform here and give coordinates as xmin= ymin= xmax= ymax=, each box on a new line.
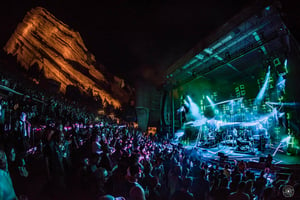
xmin=173 ymin=140 xmax=300 ymax=169
xmin=170 ymin=140 xmax=300 ymax=184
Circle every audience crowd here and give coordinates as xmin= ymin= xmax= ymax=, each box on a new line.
xmin=1 ymin=71 xmax=300 ymax=200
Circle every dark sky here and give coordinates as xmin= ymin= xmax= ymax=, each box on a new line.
xmin=1 ymin=0 xmax=299 ymax=86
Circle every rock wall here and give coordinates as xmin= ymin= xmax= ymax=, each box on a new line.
xmin=4 ymin=7 xmax=131 ymax=108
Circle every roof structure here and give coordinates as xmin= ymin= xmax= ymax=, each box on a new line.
xmin=162 ymin=1 xmax=298 ymax=90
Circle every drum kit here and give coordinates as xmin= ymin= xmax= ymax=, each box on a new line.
xmin=195 ymin=129 xmax=218 ymax=148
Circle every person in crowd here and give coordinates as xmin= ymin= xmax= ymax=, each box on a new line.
xmin=14 ymin=112 xmax=31 ymax=158
xmin=230 ymin=173 xmax=242 ymax=193
xmin=44 ymin=129 xmax=71 ymax=192
xmin=214 ymin=178 xmax=231 ymax=200
xmin=254 ymin=170 xmax=267 ymax=200
xmin=0 ymin=150 xmax=18 ymax=200
xmin=92 ymin=133 xmax=103 ymax=156
xmin=245 ymin=180 xmax=255 ymax=200
xmin=231 ymin=165 xmax=240 ymax=178
xmin=228 ymin=181 xmax=250 ymax=200
xmin=98 ymin=194 xmax=125 ymax=200
xmin=140 ymin=160 xmax=154 ymax=192
xmin=168 ymin=163 xmax=182 ymax=198
xmin=244 ymin=170 xmax=255 ymax=181
xmin=223 ymin=164 xmax=231 ymax=180
xmin=99 ymin=134 xmax=114 ymax=171
xmin=191 ymin=168 xmax=209 ymax=200
xmin=262 ymin=187 xmax=275 ymax=200
xmin=79 ymin=157 xmax=91 ymax=191
xmin=147 ymin=176 xmax=161 ymax=200
xmin=94 ymin=167 xmax=110 ymax=198
xmin=6 ymin=145 xmax=29 ymax=198
xmin=265 ymin=154 xmax=273 ymax=174
xmin=171 ymin=176 xmax=194 ymax=200
xmin=119 ymin=163 xmax=146 ymax=200
xmin=238 ymin=160 xmax=247 ymax=174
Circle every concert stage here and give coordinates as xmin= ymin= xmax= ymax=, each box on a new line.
xmin=161 ymin=2 xmax=300 ymax=170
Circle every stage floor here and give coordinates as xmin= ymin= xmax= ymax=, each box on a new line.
xmin=177 ymin=141 xmax=300 ymax=166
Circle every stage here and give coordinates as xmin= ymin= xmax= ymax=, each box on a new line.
xmin=172 ymin=136 xmax=300 ymax=168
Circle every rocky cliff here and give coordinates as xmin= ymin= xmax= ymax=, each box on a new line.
xmin=4 ymin=7 xmax=132 ymax=108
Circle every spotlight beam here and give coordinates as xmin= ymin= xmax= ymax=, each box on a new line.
xmin=205 ymin=97 xmax=243 ymax=107
xmin=254 ymin=66 xmax=271 ymax=105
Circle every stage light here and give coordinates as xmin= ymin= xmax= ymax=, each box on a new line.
xmin=206 ymin=96 xmax=214 ymax=105
xmin=177 ymin=106 xmax=185 ymax=113
xmin=174 ymin=130 xmax=185 ymax=139
xmin=211 ymin=35 xmax=233 ymax=50
xmin=266 ymin=102 xmax=299 ymax=107
xmin=204 ymin=48 xmax=213 ymax=55
xmin=253 ymin=31 xmax=267 ymax=55
xmin=184 ymin=95 xmax=202 ymax=120
xmin=254 ymin=66 xmax=271 ymax=105
xmin=284 ymin=58 xmax=288 ymax=73
xmin=277 ymin=75 xmax=286 ymax=87
xmin=183 ymin=99 xmax=189 ymax=108
xmin=214 ymin=55 xmax=223 ymax=61
xmin=213 ymin=97 xmax=243 ymax=106
xmin=195 ymin=53 xmax=204 ymax=60
xmin=281 ymin=136 xmax=291 ymax=144
xmin=189 ymin=98 xmax=201 ymax=119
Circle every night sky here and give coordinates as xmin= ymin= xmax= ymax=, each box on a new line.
xmin=0 ymin=0 xmax=299 ymax=86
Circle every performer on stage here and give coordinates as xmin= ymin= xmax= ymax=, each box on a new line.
xmin=244 ymin=129 xmax=253 ymax=141
xmin=256 ymin=124 xmax=268 ymax=152
xmin=232 ymin=128 xmax=238 ymax=146
xmin=232 ymin=128 xmax=238 ymax=138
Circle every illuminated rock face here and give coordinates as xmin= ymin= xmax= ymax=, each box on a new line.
xmin=4 ymin=7 xmax=129 ymax=108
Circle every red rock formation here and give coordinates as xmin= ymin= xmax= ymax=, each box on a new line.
xmin=4 ymin=7 xmax=131 ymax=108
